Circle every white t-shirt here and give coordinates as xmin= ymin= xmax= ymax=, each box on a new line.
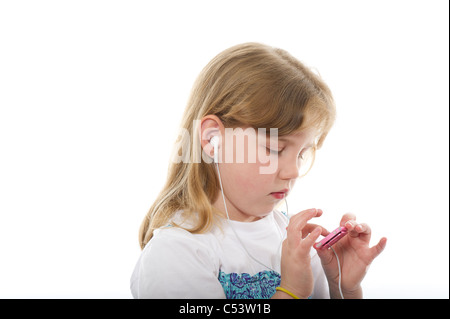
xmin=130 ymin=210 xmax=330 ymax=299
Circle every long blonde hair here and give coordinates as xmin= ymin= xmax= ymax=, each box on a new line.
xmin=139 ymin=42 xmax=336 ymax=249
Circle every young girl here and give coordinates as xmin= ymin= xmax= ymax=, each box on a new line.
xmin=131 ymin=42 xmax=387 ymax=299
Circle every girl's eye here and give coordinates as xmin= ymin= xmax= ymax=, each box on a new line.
xmin=266 ymin=147 xmax=283 ymax=155
xmin=265 ymin=146 xmax=313 ymax=160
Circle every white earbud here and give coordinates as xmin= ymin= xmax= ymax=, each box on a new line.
xmin=210 ymin=136 xmax=219 ymax=163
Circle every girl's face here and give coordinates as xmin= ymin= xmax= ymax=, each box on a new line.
xmin=212 ymin=127 xmax=317 ymax=222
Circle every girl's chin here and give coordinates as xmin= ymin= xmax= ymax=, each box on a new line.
xmin=234 ymin=207 xmax=274 ymax=222
xmin=228 ymin=198 xmax=280 ymax=221
xmin=254 ymin=205 xmax=278 ymax=218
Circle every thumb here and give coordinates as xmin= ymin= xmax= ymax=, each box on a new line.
xmin=315 ymin=245 xmax=335 ymax=266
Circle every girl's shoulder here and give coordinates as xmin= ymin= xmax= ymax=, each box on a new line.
xmin=131 ymin=211 xmax=224 ymax=298
xmin=144 ymin=210 xmax=220 ymax=252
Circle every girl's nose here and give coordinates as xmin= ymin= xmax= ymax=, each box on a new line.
xmin=279 ymin=157 xmax=300 ymax=180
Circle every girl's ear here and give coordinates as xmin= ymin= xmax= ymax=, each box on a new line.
xmin=199 ymin=115 xmax=223 ymax=158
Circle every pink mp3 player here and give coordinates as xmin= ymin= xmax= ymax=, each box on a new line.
xmin=314 ymin=226 xmax=348 ymax=250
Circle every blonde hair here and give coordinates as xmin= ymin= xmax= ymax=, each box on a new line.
xmin=139 ymin=42 xmax=336 ymax=248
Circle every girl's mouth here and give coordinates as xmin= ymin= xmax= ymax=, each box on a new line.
xmin=270 ymin=189 xmax=289 ymax=199
xmin=270 ymin=192 xmax=286 ymax=199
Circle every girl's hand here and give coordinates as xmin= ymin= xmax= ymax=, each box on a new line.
xmin=275 ymin=208 xmax=326 ymax=299
xmin=315 ymin=213 xmax=387 ymax=299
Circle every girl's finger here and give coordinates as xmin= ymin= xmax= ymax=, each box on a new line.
xmin=369 ymin=237 xmax=388 ymax=260
xmin=286 ymin=209 xmax=321 ymax=246
xmin=347 ymin=222 xmax=371 ymax=240
xmin=302 ymin=223 xmax=329 ymax=238
xmin=288 ymin=208 xmax=321 ymax=232
xmin=302 ymin=226 xmax=322 ymax=248
xmin=355 ymin=223 xmax=370 ymax=235
xmin=340 ymin=213 xmax=356 ymax=228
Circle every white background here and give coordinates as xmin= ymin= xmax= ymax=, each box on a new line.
xmin=0 ymin=0 xmax=448 ymax=298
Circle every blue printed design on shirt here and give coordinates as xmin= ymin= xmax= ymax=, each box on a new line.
xmin=218 ymin=270 xmax=281 ymax=299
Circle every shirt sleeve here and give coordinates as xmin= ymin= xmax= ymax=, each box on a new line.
xmin=130 ymin=227 xmax=226 ymax=299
